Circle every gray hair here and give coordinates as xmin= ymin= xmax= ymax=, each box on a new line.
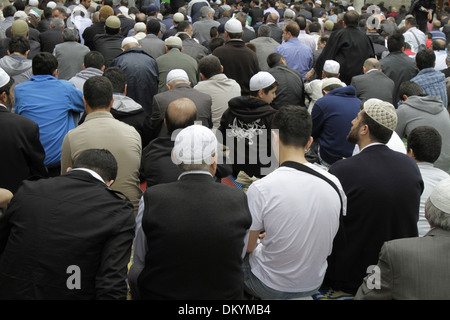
xmin=284 ymin=8 xmax=295 ymax=19
xmin=200 ymin=6 xmax=214 ymax=18
xmin=258 ymin=24 xmax=272 ymax=37
xmin=425 ymin=199 xmax=450 ymax=231
xmin=50 ymin=17 xmax=65 ymax=28
xmin=62 ymin=27 xmax=79 ymax=41
xmin=178 ymin=162 xmax=211 ymax=172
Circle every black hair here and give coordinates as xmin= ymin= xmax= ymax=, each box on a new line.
xmin=8 ymin=35 xmax=30 ymax=55
xmin=73 ymin=149 xmax=118 ymax=182
xmin=83 ymin=76 xmax=113 ymax=109
xmin=198 ymin=55 xmax=222 ymax=79
xmin=32 ymin=52 xmax=58 ymax=75
xmin=407 ymin=126 xmax=442 ymax=163
xmin=84 ymin=51 xmax=105 ymax=70
xmin=103 ymin=67 xmax=126 ymax=93
xmin=271 ymin=105 xmax=312 ymax=148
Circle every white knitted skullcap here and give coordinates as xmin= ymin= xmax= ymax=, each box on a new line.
xmin=172 ymin=125 xmax=218 ymax=165
xmin=0 ymin=68 xmax=10 ymax=87
xmin=430 ymin=178 xmax=450 ymax=214
xmin=166 ymin=69 xmax=189 ymax=84
xmin=250 ymin=71 xmax=276 ymax=91
xmin=323 ymin=60 xmax=340 ymax=74
xmin=363 ymin=98 xmax=398 ymax=131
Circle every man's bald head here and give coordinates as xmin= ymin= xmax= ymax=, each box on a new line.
xmin=165 ymin=98 xmax=198 ymax=135
xmin=364 ymin=58 xmax=381 ymax=72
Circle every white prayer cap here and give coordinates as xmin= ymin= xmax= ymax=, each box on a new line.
xmin=14 ymin=11 xmax=28 ymax=21
xmin=165 ymin=36 xmax=182 ymax=48
xmin=118 ymin=5 xmax=129 ymax=16
xmin=29 ymin=0 xmax=38 ymax=6
xmin=134 ymin=22 xmax=146 ymax=33
xmin=0 ymin=68 xmax=10 ymax=88
xmin=430 ymin=178 xmax=450 ymax=214
xmin=323 ymin=60 xmax=340 ymax=74
xmin=121 ymin=36 xmax=139 ymax=48
xmin=172 ymin=125 xmax=218 ymax=165
xmin=315 ymin=0 xmax=322 ymax=4
xmin=249 ymin=71 xmax=276 ymax=91
xmin=347 ymin=6 xmax=355 ymax=11
xmin=225 ymin=18 xmax=242 ymax=33
xmin=321 ymin=77 xmax=345 ymax=90
xmin=46 ymin=1 xmax=57 ymax=9
xmin=166 ymin=69 xmax=189 ymax=84
xmin=173 ymin=12 xmax=185 ymax=23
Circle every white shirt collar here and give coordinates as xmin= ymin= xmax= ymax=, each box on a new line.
xmin=70 ymin=168 xmax=106 ymax=184
xmin=178 ymin=170 xmax=213 ymax=180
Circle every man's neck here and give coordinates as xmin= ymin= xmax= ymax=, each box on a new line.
xmin=279 ymin=147 xmax=309 ymax=165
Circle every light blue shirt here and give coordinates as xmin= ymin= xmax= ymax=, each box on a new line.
xmin=275 ymin=38 xmax=313 ymax=79
xmin=15 ymin=75 xmax=85 ymax=166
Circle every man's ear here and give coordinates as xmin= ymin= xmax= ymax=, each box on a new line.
xmin=105 ymin=179 xmax=115 ymax=187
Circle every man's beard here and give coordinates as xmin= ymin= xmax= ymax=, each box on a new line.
xmin=346 ymin=124 xmax=360 ymax=145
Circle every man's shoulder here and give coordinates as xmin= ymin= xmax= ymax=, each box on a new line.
xmin=0 ymin=110 xmax=38 ymax=128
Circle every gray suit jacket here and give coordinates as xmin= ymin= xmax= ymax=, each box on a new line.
xmin=141 ymin=82 xmax=213 ymax=146
xmin=156 ymin=48 xmax=199 ymax=93
xmin=138 ymin=34 xmax=166 ymax=60
xmin=350 ymin=69 xmax=395 ymax=104
xmin=249 ymin=36 xmax=280 ymax=71
xmin=355 ymin=228 xmax=450 ymax=300
xmin=54 ymin=41 xmax=91 ymax=80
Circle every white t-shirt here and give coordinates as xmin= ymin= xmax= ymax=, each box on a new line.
xmin=246 ymin=163 xmax=346 ymax=293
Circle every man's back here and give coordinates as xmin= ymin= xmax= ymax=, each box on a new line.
xmin=138 ymin=34 xmax=166 ymax=59
xmin=396 ymin=95 xmax=450 ymax=174
xmin=247 ymin=164 xmax=342 ymax=293
xmin=0 ymin=170 xmax=135 ymax=299
xmin=93 ymin=33 xmax=124 ymax=67
xmin=0 ymin=109 xmax=47 ymax=193
xmin=156 ymin=49 xmax=199 ymax=93
xmin=315 ymin=27 xmax=375 ymax=85
xmin=311 ymin=86 xmax=361 ymax=165
xmin=61 ymin=111 xmax=142 ymax=214
xmin=350 ymin=70 xmax=395 ymax=104
xmin=138 ymin=173 xmax=252 ymax=299
xmin=250 ymin=36 xmax=280 ymax=71
xmin=411 ymin=67 xmax=448 ymax=108
xmin=268 ymin=63 xmax=306 ymax=109
xmin=54 ymin=41 xmax=90 ymax=80
xmin=192 ymin=18 xmax=220 ymax=44
xmin=380 ymin=51 xmax=418 ymax=105
xmin=14 ymin=75 xmax=85 ymax=167
xmin=326 ymin=144 xmax=424 ymax=294
xmin=213 ymin=40 xmax=260 ymax=95
xmin=144 ymin=83 xmax=213 ymax=144
xmin=275 ymin=38 xmax=313 ymax=79
xmin=194 ymin=73 xmax=241 ymax=130
xmin=355 ymin=228 xmax=450 ymax=300
xmin=110 ymin=47 xmax=159 ymax=116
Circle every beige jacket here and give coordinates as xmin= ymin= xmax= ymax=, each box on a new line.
xmin=61 ymin=111 xmax=142 ymax=215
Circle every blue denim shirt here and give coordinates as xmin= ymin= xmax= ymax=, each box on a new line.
xmin=275 ymin=38 xmax=313 ymax=79
xmin=411 ymin=67 xmax=448 ymax=108
xmin=15 ymin=75 xmax=85 ymax=166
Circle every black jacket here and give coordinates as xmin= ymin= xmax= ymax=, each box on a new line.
xmin=93 ymin=33 xmax=124 ymax=67
xmin=0 ymin=108 xmax=47 ymax=194
xmin=0 ymin=170 xmax=135 ymax=299
xmin=219 ymin=96 xmax=277 ymax=178
xmin=268 ymin=62 xmax=306 ymax=109
xmin=138 ymin=173 xmax=252 ymax=299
